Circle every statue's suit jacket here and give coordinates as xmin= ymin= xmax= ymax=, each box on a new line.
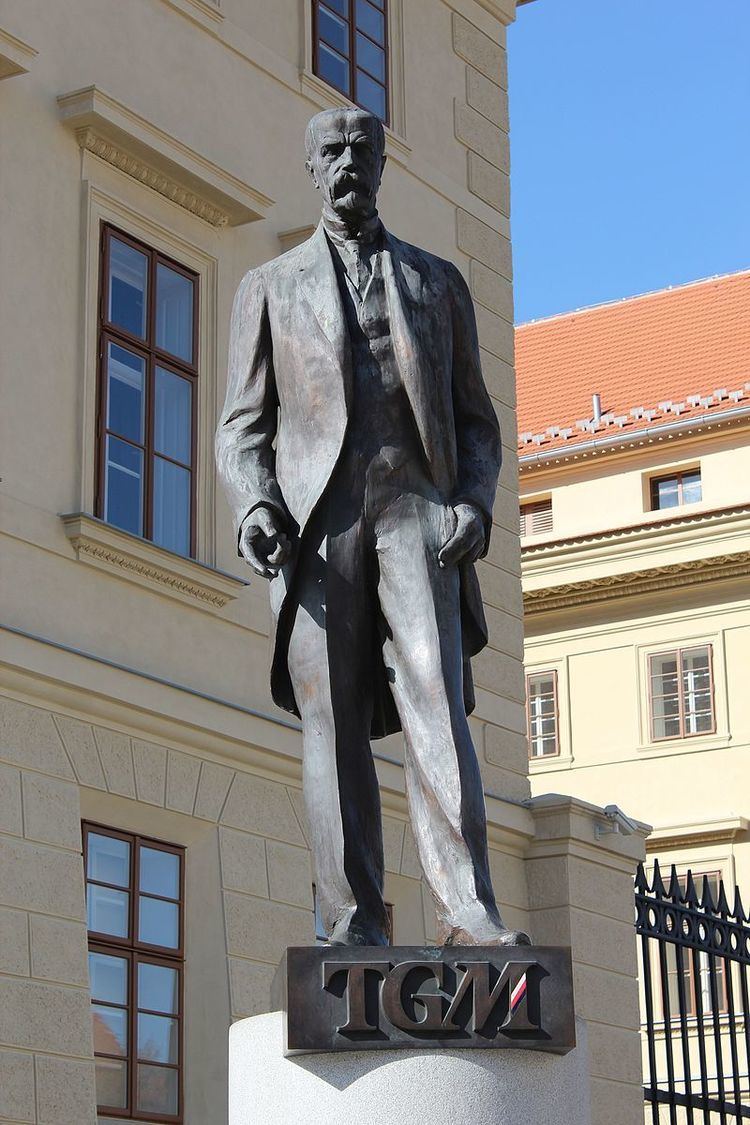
xmin=216 ymin=221 xmax=501 ymax=738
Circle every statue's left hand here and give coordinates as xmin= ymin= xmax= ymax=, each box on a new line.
xmin=438 ymin=503 xmax=486 ymax=568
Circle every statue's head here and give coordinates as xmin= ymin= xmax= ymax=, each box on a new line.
xmin=305 ymin=106 xmax=386 ymax=222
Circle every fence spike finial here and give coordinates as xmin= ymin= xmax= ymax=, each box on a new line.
xmin=667 ymin=865 xmax=682 ymax=903
xmin=651 ymin=858 xmax=666 ymax=898
xmin=701 ymin=874 xmax=716 ymax=914
xmin=684 ymin=869 xmax=700 ymax=907
xmin=716 ymin=879 xmax=731 ymax=917
xmin=635 ymin=862 xmax=649 ymax=893
xmin=733 ymin=885 xmax=747 ymax=923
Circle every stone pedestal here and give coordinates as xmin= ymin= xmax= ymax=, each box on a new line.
xmin=229 ymin=1011 xmax=592 ymax=1125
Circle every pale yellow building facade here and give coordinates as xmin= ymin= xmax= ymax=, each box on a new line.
xmin=1 ymin=2 xmax=646 ymax=1123
xmin=518 ymin=273 xmax=750 ymax=1119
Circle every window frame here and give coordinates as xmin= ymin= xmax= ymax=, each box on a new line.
xmin=649 ymin=468 xmax=702 ymax=512
xmin=96 ymin=223 xmax=200 ymax=559
xmin=312 ymin=0 xmax=390 ymax=124
xmin=526 ymin=669 xmax=560 ymax=759
xmin=648 ymin=645 xmax=717 ymax=743
xmin=84 ymin=822 xmax=185 ymax=1123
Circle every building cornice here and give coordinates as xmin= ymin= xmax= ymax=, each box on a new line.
xmin=61 ymin=514 xmax=248 ymax=611
xmin=523 ymin=550 xmax=750 ymax=616
xmin=646 ymin=817 xmax=749 ymax=853
xmin=58 ymin=85 xmax=274 ymax=227
xmin=0 ymin=26 xmax=37 ymax=78
xmin=522 ymin=504 xmax=750 ymax=558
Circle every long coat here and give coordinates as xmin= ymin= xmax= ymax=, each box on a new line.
xmin=216 ymin=222 xmax=501 ymax=738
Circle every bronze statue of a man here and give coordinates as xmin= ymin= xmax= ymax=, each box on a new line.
xmin=216 ymin=106 xmax=528 ymax=949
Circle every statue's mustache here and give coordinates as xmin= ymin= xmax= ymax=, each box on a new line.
xmin=333 ymin=172 xmax=368 ymax=197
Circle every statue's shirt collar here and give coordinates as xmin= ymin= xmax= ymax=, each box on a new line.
xmin=321 ymin=210 xmax=383 ymax=250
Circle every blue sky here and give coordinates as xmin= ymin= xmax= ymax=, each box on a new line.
xmin=508 ymin=0 xmax=750 ymax=323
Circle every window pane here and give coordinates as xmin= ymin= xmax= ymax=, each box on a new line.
xmin=89 ymin=952 xmax=128 ymax=1005
xmin=322 ymin=0 xmax=347 ymax=14
xmin=95 ymin=1058 xmax=128 ymax=1110
xmin=152 ymin=457 xmax=191 ymax=557
xmin=137 ymin=1064 xmax=178 ymax=1116
xmin=139 ymin=896 xmax=179 ymax=948
xmin=156 ymin=264 xmax=194 ymax=363
xmin=87 ymin=834 xmax=131 ymax=887
xmin=109 ymin=237 xmax=148 ymax=338
xmin=140 ymin=847 xmax=180 ymax=900
xmin=88 ymin=885 xmax=130 ymax=938
xmin=682 ymin=471 xmax=702 ymax=503
xmin=104 ymin=435 xmax=144 ymax=537
xmin=107 ymin=344 xmax=145 ymax=444
xmin=139 ymin=963 xmax=179 ymax=1015
xmin=319 ymin=4 xmax=349 ymax=54
xmin=653 ymin=477 xmax=679 ymax=509
xmin=355 ymin=0 xmax=384 ymax=42
xmin=356 ymin=31 xmax=385 ymax=80
xmin=154 ymin=367 xmax=192 ymax=464
xmin=318 ymin=41 xmax=350 ymax=93
xmin=92 ymin=1004 xmax=128 ymax=1056
xmin=356 ymin=70 xmax=386 ymax=119
xmin=138 ymin=1013 xmax=179 ymax=1064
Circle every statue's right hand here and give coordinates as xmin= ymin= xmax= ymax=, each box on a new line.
xmin=239 ymin=506 xmax=290 ymax=580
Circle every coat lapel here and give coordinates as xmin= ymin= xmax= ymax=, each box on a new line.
xmin=382 ymin=233 xmax=435 ymax=463
xmin=295 ymin=223 xmax=351 ymax=406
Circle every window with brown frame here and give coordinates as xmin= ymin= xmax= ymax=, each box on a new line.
xmin=662 ymin=870 xmax=727 ymax=1021
xmin=83 ymin=823 xmax=184 ymax=1122
xmin=650 ymin=467 xmax=702 ymax=511
xmin=526 ymin=670 xmax=559 ymax=758
xmin=648 ymin=645 xmax=716 ymax=741
xmin=312 ymin=0 xmax=389 ymax=123
xmin=97 ymin=224 xmax=199 ymax=558
xmin=519 ymin=498 xmax=553 ymax=537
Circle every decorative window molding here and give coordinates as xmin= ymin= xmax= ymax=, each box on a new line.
xmin=62 ymin=514 xmax=247 ymax=610
xmin=524 ymin=658 xmax=572 ymax=772
xmin=646 ymin=818 xmax=749 ymax=853
xmin=58 ymin=86 xmax=273 ymax=227
xmin=0 ymin=26 xmax=37 ymax=78
xmin=635 ymin=633 xmax=729 ymax=756
xmin=301 ymin=0 xmax=409 ymax=152
xmin=84 ymin=822 xmax=185 ymax=1121
xmin=78 ymin=186 xmax=220 ymax=564
xmin=647 ymin=644 xmax=716 ymax=743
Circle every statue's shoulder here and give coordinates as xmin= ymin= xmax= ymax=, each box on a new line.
xmin=386 ymin=232 xmax=461 ymax=286
xmin=237 ymin=232 xmax=316 ymax=296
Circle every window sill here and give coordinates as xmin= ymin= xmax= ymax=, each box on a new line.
xmin=61 ymin=513 xmax=248 ymax=610
xmin=57 ymin=85 xmax=273 ymax=227
xmin=528 ymin=754 xmax=574 ymax=773
xmin=636 ymin=732 xmax=730 ymax=758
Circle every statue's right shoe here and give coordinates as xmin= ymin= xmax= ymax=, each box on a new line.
xmin=326 ymin=920 xmax=390 ymax=947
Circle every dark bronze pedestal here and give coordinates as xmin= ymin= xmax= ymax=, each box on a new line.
xmin=271 ymin=945 xmax=575 ymax=1056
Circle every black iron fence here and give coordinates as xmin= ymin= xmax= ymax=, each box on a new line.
xmin=636 ymin=860 xmax=750 ymax=1123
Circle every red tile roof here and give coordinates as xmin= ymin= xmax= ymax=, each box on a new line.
xmin=515 ymin=271 xmax=750 ymax=455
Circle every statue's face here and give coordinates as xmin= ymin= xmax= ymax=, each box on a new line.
xmin=306 ymin=109 xmax=385 ymax=221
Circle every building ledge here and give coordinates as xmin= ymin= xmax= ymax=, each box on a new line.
xmin=57 ymin=85 xmax=274 ymax=227
xmin=0 ymin=26 xmax=37 ymax=78
xmin=60 ymin=513 xmax=248 ymax=610
xmin=523 ymin=549 xmax=750 ymax=615
xmin=646 ymin=817 xmax=749 ymax=852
